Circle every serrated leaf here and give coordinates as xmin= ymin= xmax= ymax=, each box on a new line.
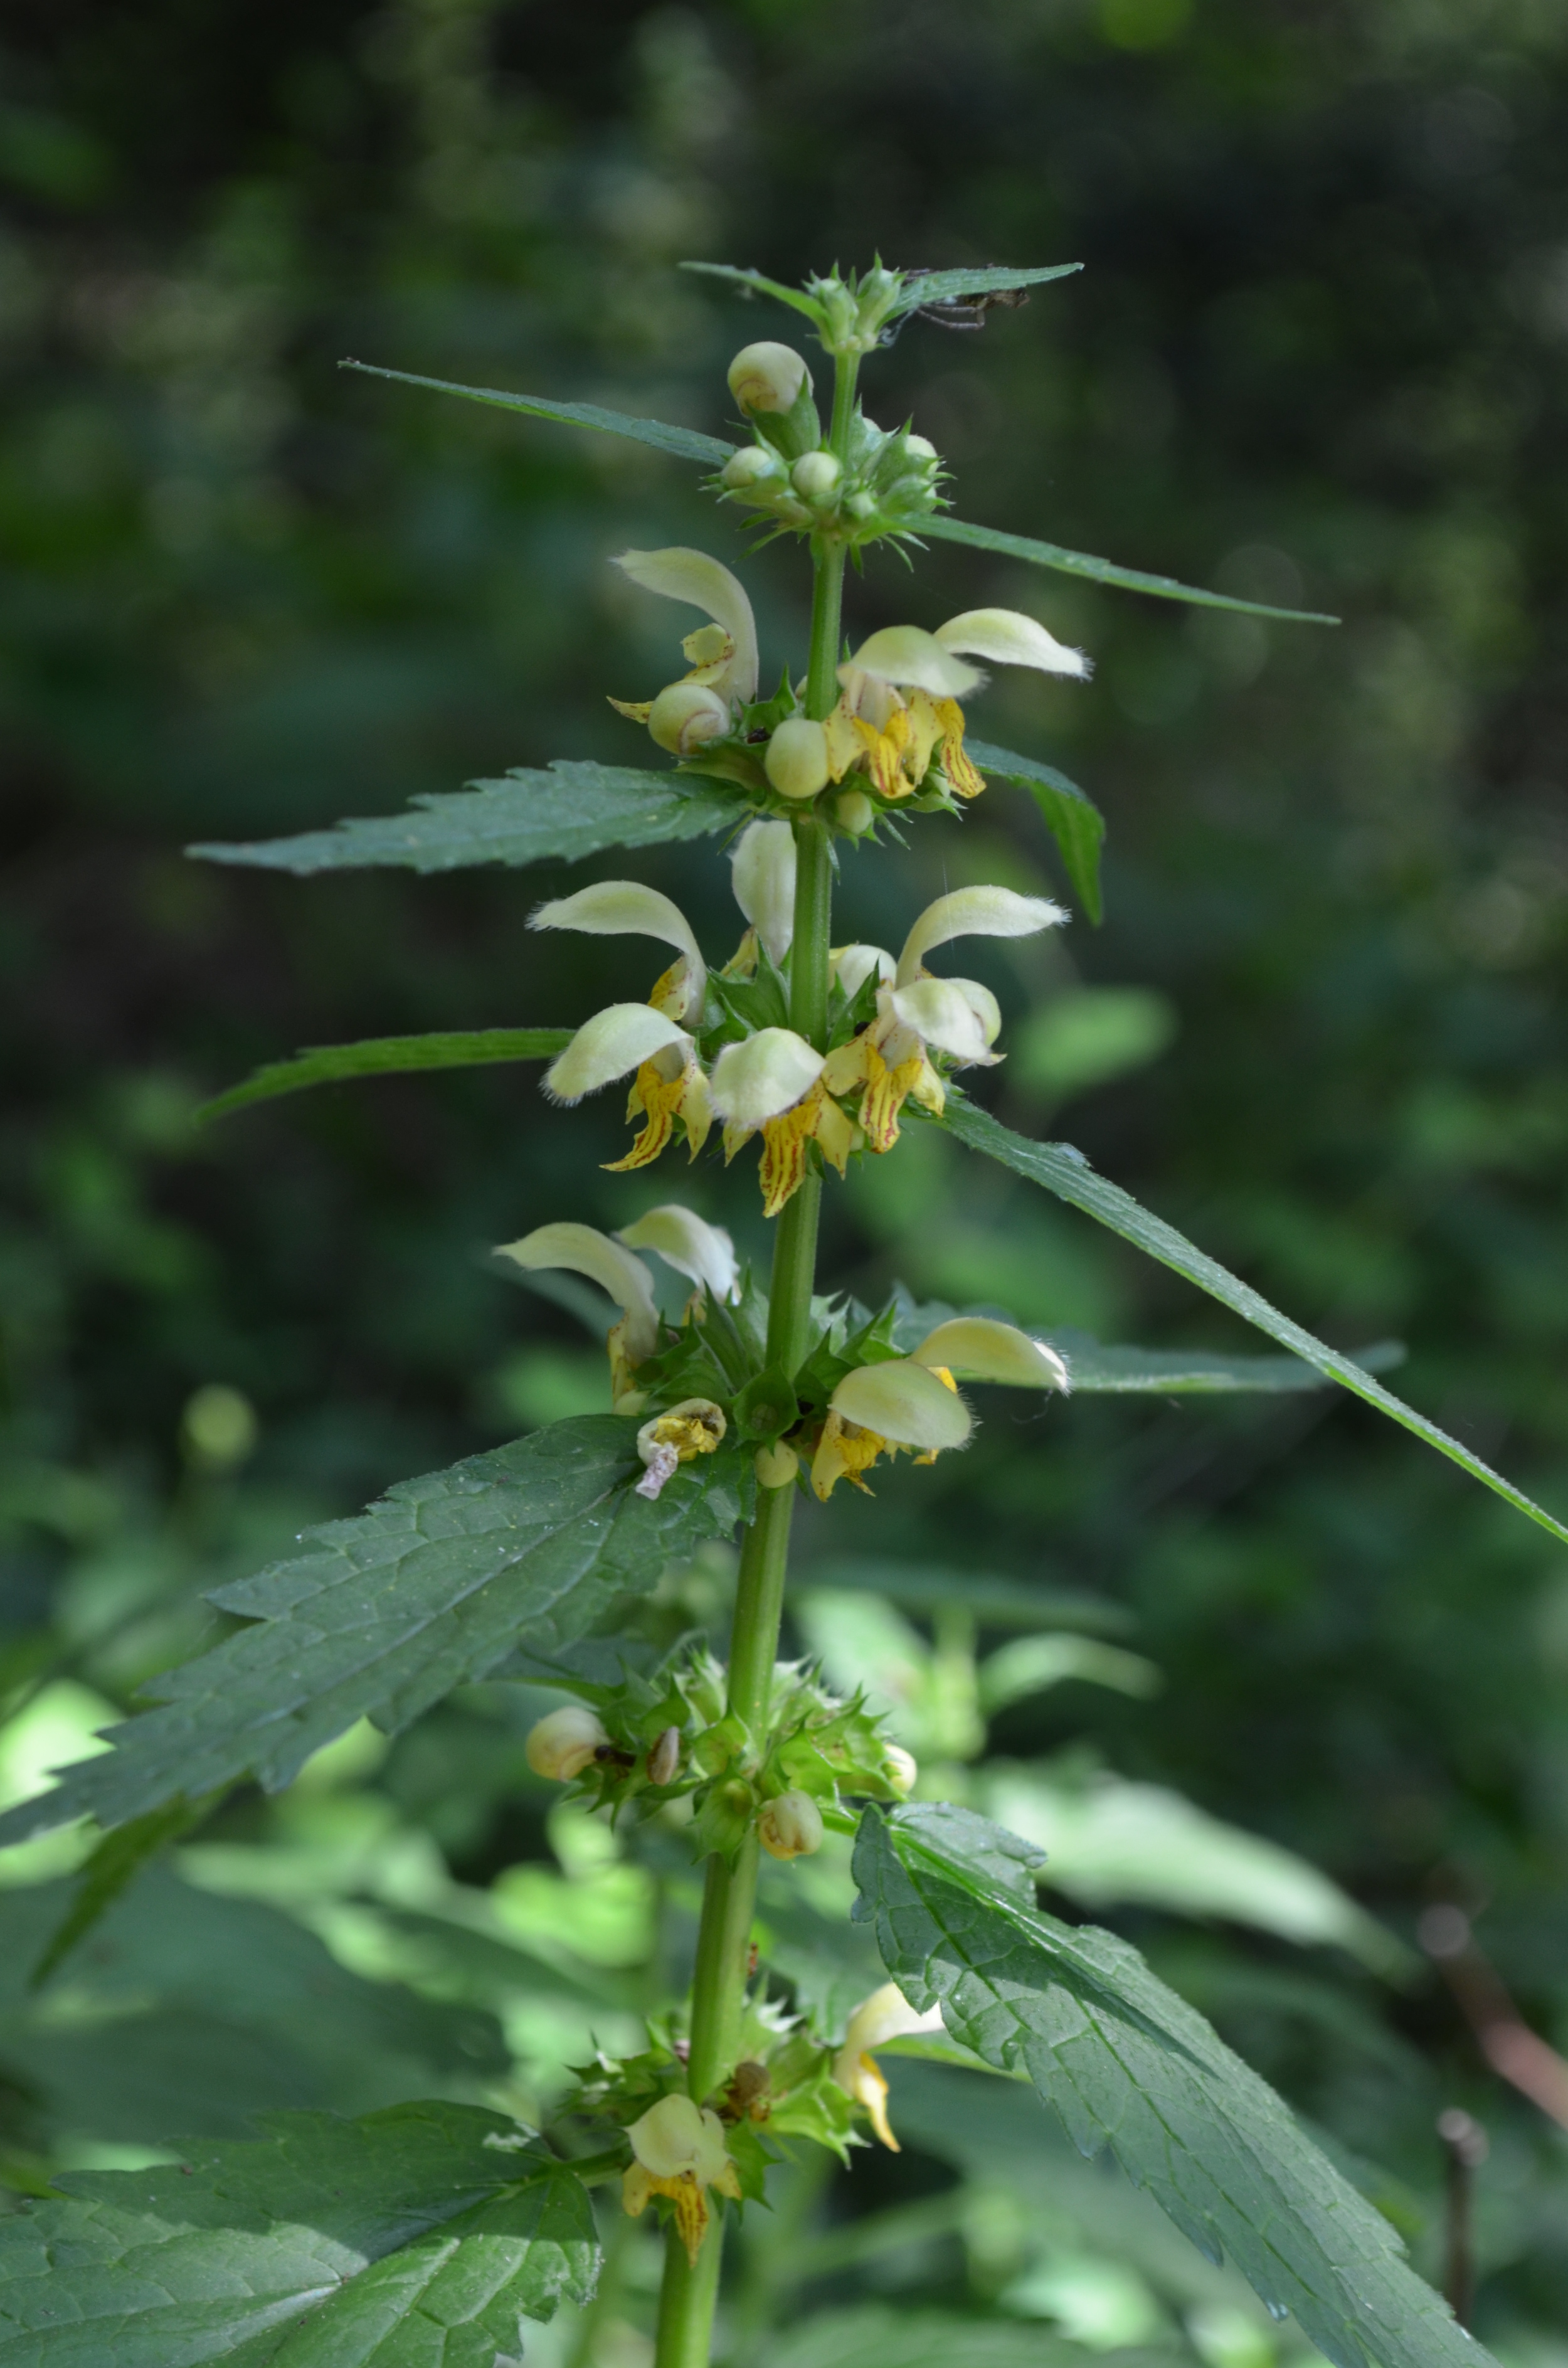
xmin=922 ymin=514 xmax=1340 ymax=624
xmin=0 ymin=1420 xmax=750 ymax=1845
xmin=198 ymin=1029 xmax=573 ymax=1123
xmin=852 ymin=1805 xmax=1487 ymax=2368
xmin=190 ymin=759 xmax=746 ymax=878
xmin=938 ymin=1093 xmax=1568 ymax=1546
xmin=886 ymin=263 xmax=1084 ymax=318
xmin=339 ymin=356 xmax=735 ymax=464
xmin=0 ymin=2100 xmax=597 ymax=2367
xmin=967 ymin=739 xmax=1105 ymax=924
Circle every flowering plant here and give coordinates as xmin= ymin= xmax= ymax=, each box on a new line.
xmin=3 ymin=257 xmax=1556 ymax=2368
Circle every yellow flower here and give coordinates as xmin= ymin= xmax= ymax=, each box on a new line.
xmin=634 ymin=1398 xmax=727 ymax=1502
xmin=622 ymin=2095 xmax=743 ymax=2264
xmin=709 ymin=1028 xmax=855 ymax=1218
xmin=830 ymin=1982 xmax=945 ymax=2151
xmin=808 ymin=1319 xmax=1069 ymax=1501
xmin=822 ymin=886 xmax=1066 ymax=1153
xmin=494 ymin=1211 xmax=746 ymax=1411
xmin=818 ymin=608 xmax=1089 ymax=808
xmin=608 ymin=548 xmax=760 ymax=756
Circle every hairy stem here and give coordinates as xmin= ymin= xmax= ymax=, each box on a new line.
xmin=651 ymin=351 xmax=856 ymax=2368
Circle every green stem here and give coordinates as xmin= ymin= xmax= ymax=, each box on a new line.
xmin=652 ymin=377 xmax=853 ymax=2368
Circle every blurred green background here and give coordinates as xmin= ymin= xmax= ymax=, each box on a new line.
xmin=3 ymin=0 xmax=1568 ymax=2359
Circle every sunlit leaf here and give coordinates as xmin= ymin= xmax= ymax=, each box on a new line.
xmin=0 ymin=2101 xmax=597 ymax=2365
xmin=854 ymin=1804 xmax=1487 ymax=2368
xmin=0 ymin=1420 xmax=751 ymax=1844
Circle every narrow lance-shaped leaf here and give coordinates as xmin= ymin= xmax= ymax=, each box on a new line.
xmin=339 ymin=356 xmax=736 ymax=464
xmin=191 ymin=757 xmax=746 ymax=878
xmin=0 ymin=2100 xmax=599 ymax=2368
xmin=854 ymin=1803 xmax=1491 ymax=2368
xmin=1045 ymin=1327 xmax=1406 ymax=1395
xmin=967 ymin=739 xmax=1105 ymax=924
xmin=884 ymin=263 xmax=1084 ymax=318
xmin=922 ymin=513 xmax=1340 ymax=625
xmin=0 ymin=1418 xmax=753 ymax=1846
xmin=938 ymin=1092 xmax=1568 ymax=1547
xmin=678 ymin=260 xmax=830 ymax=327
xmin=198 ymin=1028 xmax=573 ymax=1124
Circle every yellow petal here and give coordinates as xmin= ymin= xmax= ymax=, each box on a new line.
xmin=608 ymin=696 xmax=654 ymax=724
xmin=810 ymin=1410 xmax=887 ymax=1501
xmin=605 ymin=1059 xmax=686 ymax=1171
xmin=932 ymin=697 xmax=987 ymax=799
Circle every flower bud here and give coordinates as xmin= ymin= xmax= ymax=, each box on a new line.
xmin=728 ymin=341 xmax=812 ymax=415
xmin=647 ymin=1725 xmax=682 ymax=1787
xmin=844 ymin=490 xmax=876 ymax=521
xmin=526 ymin=1704 xmax=609 ymax=1781
xmin=884 ymin=1743 xmax=918 ymax=1797
xmin=764 ymin=717 xmax=831 ymax=802
xmin=628 ymin=2093 xmax=731 ymax=2184
xmin=755 ymin=1440 xmax=799 ymax=1489
xmin=649 ymin=681 xmax=729 ymax=757
xmin=720 ymin=445 xmax=784 ymax=491
xmin=758 ymin=1788 xmax=824 ymax=1861
xmin=791 ymin=451 xmax=841 ymax=505
xmin=901 ymin=433 xmax=939 ymax=465
xmin=834 ymin=790 xmax=875 ymax=835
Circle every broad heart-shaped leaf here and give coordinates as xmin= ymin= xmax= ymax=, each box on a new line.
xmin=967 ymin=738 xmax=1105 ymax=925
xmin=190 ymin=758 xmax=746 ymax=878
xmin=198 ymin=1029 xmax=573 ymax=1123
xmin=853 ymin=1805 xmax=1488 ymax=2368
xmin=0 ymin=2101 xmax=597 ymax=2367
xmin=938 ymin=1093 xmax=1568 ymax=1548
xmin=921 ymin=514 xmax=1340 ymax=624
xmin=339 ymin=356 xmax=736 ymax=464
xmin=886 ymin=263 xmax=1084 ymax=317
xmin=0 ymin=1419 xmax=751 ymax=1846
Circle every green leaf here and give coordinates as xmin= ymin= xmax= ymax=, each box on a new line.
xmin=1049 ymin=1325 xmax=1406 ymax=1395
xmin=339 ymin=356 xmax=736 ymax=464
xmin=966 ymin=740 xmax=1105 ymax=923
xmin=0 ymin=1867 xmax=507 ymax=2146
xmin=853 ymin=1804 xmax=1487 ymax=2368
xmin=678 ymin=260 xmax=828 ymax=328
xmin=938 ymin=1093 xmax=1568 ymax=1547
xmin=977 ymin=1762 xmax=1413 ymax=1977
xmin=28 ymin=1795 xmax=209 ymax=1989
xmin=886 ymin=263 xmax=1084 ymax=319
xmin=190 ymin=758 xmax=746 ymax=878
xmin=0 ymin=2100 xmax=597 ymax=2366
xmin=763 ymin=2304 xmax=1179 ymax=2368
xmin=922 ymin=514 xmax=1340 ymax=624
xmin=198 ymin=1030 xmax=573 ymax=1123
xmin=0 ymin=1419 xmax=751 ymax=1845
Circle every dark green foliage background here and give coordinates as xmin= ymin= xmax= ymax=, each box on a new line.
xmin=3 ymin=0 xmax=1567 ymax=2348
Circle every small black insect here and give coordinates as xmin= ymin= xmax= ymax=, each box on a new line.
xmin=898 ymin=270 xmax=1032 ymax=334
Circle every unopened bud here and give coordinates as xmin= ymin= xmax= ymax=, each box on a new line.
xmin=901 ymin=433 xmax=939 ymax=465
xmin=758 ymin=1788 xmax=824 ymax=1861
xmin=754 ymin=1441 xmax=799 ymax=1489
xmin=526 ymin=1704 xmax=610 ymax=1782
xmin=765 ymin=716 xmax=831 ymax=802
xmin=884 ymin=1743 xmax=918 ymax=1797
xmin=728 ymin=341 xmax=812 ymax=415
xmin=834 ymin=789 xmax=875 ymax=834
xmin=844 ymin=490 xmax=876 ymax=521
xmin=791 ymin=451 xmax=841 ymax=505
xmin=721 ymin=445 xmax=784 ymax=492
xmin=647 ymin=1725 xmax=682 ymax=1787
xmin=649 ymin=681 xmax=729 ymax=757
